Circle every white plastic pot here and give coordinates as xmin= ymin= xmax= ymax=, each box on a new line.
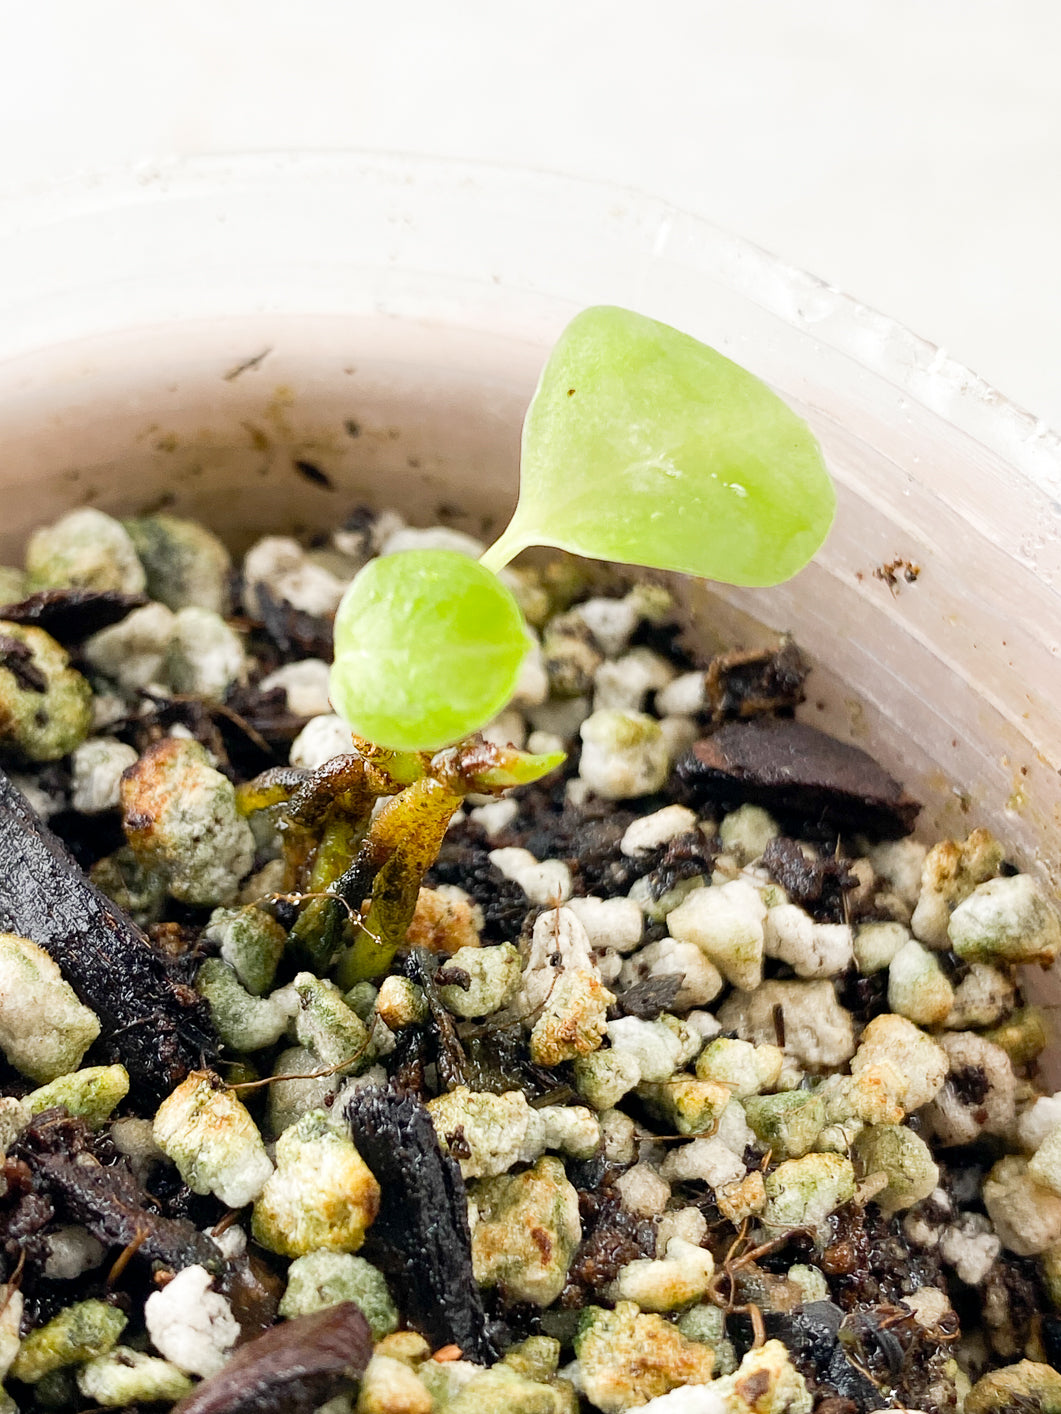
xmin=1 ymin=151 xmax=1059 ymax=1016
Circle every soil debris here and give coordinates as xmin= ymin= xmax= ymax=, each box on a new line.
xmin=11 ymin=1109 xmax=221 ymax=1274
xmin=762 ymin=836 xmax=858 ymax=924
xmin=704 ymin=636 xmax=809 ymax=722
xmin=253 ymin=585 xmax=334 ymax=662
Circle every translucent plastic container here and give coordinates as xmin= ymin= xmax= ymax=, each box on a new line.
xmin=1 ymin=151 xmax=1059 ymax=1017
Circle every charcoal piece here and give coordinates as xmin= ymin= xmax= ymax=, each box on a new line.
xmin=254 ymin=585 xmax=333 ymax=662
xmin=344 ymin=1084 xmax=500 ymax=1363
xmin=761 ymin=836 xmax=857 ymax=923
xmin=765 ymin=1299 xmax=844 ymax=1371
xmin=0 ymin=588 xmax=145 ymax=644
xmin=172 ymin=1303 xmax=372 ymax=1414
xmin=834 ymin=1307 xmax=918 ymax=1401
xmin=614 ymin=973 xmax=683 ymax=1020
xmin=760 ymin=1302 xmax=882 ymax=1411
xmin=13 ymin=1110 xmax=220 ymax=1273
xmin=0 ymin=768 xmax=218 ymax=1100
xmin=675 ymin=719 xmax=920 ymax=840
xmin=822 ymin=1341 xmax=887 ymax=1409
xmin=704 ymin=636 xmax=808 ymax=721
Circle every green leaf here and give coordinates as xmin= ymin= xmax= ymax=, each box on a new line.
xmin=329 ymin=550 xmax=530 ymax=751
xmin=480 ymin=305 xmax=835 ymax=586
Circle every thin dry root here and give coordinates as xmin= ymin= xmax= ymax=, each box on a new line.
xmin=224 ymin=1043 xmax=371 ymax=1094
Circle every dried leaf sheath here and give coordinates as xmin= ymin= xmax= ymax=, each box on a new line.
xmin=336 ymin=777 xmax=463 ymax=983
xmin=0 ymin=767 xmax=217 ymax=1099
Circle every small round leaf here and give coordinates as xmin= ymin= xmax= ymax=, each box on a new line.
xmin=329 ymin=549 xmax=530 ymax=751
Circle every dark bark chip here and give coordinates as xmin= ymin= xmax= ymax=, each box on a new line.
xmin=171 ymin=1302 xmax=372 ymax=1414
xmin=0 ymin=588 xmax=145 ymax=645
xmin=675 ymin=719 xmax=920 ymax=840
xmin=704 ymin=636 xmax=809 ymax=721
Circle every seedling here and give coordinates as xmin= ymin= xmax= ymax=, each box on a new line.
xmin=330 ymin=305 xmax=835 ymax=753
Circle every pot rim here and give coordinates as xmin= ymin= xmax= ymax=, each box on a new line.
xmin=0 ymin=148 xmax=1057 ymax=483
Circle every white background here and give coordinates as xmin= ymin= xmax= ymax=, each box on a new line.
xmin=2 ymin=0 xmax=1059 ymax=428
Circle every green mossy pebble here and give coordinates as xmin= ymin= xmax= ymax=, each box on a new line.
xmin=10 ymin=1300 xmax=127 ymax=1383
xmin=23 ymin=1065 xmax=129 ymax=1127
xmin=279 ymin=1251 xmax=398 ymax=1338
xmin=0 ymin=622 xmax=93 ymax=762
xmin=76 ymin=1346 xmax=194 ymax=1407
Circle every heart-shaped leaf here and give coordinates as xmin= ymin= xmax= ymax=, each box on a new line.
xmin=480 ymin=305 xmax=835 ymax=586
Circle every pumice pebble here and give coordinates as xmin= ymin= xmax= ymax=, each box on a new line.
xmin=565 ymin=895 xmax=644 ymax=953
xmin=620 ymin=804 xmax=699 ymax=857
xmin=26 ymin=508 xmax=146 ymax=596
xmin=488 ymin=845 xmax=572 ymax=904
xmin=289 ymin=713 xmax=354 ymax=768
xmin=143 ymin=1265 xmax=239 ymax=1378
xmin=578 ymin=709 xmax=670 ymax=799
xmin=258 ymin=657 xmax=334 ymax=717
xmin=242 ymin=535 xmax=348 ymax=617
xmin=70 ymin=737 xmax=139 ymax=814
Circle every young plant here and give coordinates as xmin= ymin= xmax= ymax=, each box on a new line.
xmin=330 ymin=304 xmax=835 ymax=754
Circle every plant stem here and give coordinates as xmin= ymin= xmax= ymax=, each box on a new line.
xmin=478 ymin=523 xmax=533 ymax=574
